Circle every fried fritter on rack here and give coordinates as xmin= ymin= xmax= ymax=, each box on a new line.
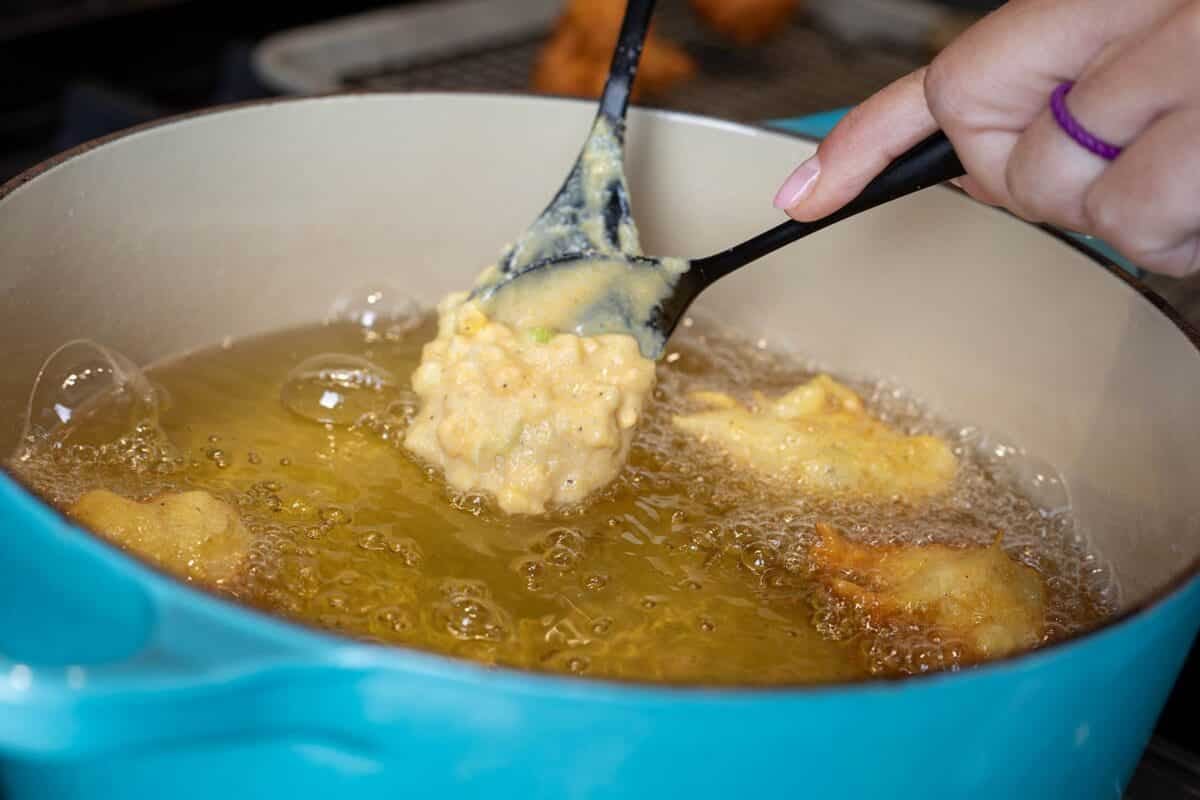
xmin=809 ymin=523 xmax=1046 ymax=661
xmin=672 ymin=374 xmax=958 ymax=501
xmin=532 ymin=0 xmax=696 ymax=101
xmin=690 ymin=0 xmax=801 ymax=45
xmin=70 ymin=489 xmax=250 ymax=584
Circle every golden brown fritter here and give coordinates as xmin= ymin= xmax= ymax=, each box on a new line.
xmin=690 ymin=0 xmax=801 ymax=45
xmin=532 ymin=0 xmax=696 ymax=101
xmin=810 ymin=523 xmax=1046 ymax=661
xmin=69 ymin=489 xmax=250 ymax=585
xmin=672 ymin=375 xmax=958 ymax=501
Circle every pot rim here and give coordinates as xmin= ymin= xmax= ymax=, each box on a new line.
xmin=3 ymin=90 xmax=1199 ymax=696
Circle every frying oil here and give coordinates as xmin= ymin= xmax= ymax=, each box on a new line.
xmin=11 ymin=312 xmax=1115 ymax=685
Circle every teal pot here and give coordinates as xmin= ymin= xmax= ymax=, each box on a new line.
xmin=1 ymin=94 xmax=1198 ymax=799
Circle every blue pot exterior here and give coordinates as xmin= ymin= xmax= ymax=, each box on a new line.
xmin=2 ymin=470 xmax=1198 ymax=799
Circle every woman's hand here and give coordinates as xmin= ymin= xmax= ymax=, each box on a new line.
xmin=773 ymin=0 xmax=1200 ymax=277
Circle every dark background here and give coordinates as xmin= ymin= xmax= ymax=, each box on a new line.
xmin=1 ymin=0 xmax=1009 ymax=180
xmin=0 ymin=0 xmax=1196 ymax=790
xmin=0 ymin=0 xmax=381 ymax=179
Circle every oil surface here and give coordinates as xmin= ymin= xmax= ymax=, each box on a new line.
xmin=11 ymin=314 xmax=1115 ymax=684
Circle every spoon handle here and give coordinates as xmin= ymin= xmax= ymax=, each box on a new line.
xmin=598 ymin=0 xmax=657 ymax=129
xmin=692 ymin=132 xmax=965 ymax=281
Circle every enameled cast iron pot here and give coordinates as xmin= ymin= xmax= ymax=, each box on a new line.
xmin=1 ymin=94 xmax=1199 ymax=799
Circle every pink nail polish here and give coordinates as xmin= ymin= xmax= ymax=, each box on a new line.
xmin=773 ymin=156 xmax=821 ymax=210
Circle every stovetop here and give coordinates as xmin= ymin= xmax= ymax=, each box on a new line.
xmin=1 ymin=3 xmax=1199 ymax=794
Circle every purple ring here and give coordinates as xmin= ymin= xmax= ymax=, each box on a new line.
xmin=1050 ymin=81 xmax=1122 ymax=161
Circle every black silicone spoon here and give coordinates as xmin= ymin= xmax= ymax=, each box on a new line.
xmin=472 ymin=0 xmax=965 ymax=360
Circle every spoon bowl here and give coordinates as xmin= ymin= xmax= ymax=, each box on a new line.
xmin=475 ymin=250 xmax=687 ymax=358
xmin=471 ymin=0 xmax=655 ymax=301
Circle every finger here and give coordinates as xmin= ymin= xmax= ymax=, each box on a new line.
xmin=775 ymin=68 xmax=936 ymax=221
xmin=1082 ymin=107 xmax=1200 ymax=278
xmin=1065 ymin=1 xmax=1200 ymax=145
xmin=957 ymin=174 xmax=1003 ymax=207
xmin=923 ymin=0 xmax=1190 ymax=208
xmin=1002 ymin=4 xmax=1200 ymax=229
xmin=776 ymin=0 xmax=1190 ymax=222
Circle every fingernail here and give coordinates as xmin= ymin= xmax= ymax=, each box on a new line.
xmin=773 ymin=156 xmax=821 ymax=210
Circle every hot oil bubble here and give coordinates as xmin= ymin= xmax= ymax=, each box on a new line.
xmin=17 ymin=339 xmax=162 ymax=457
xmin=280 ymin=354 xmax=396 ymax=426
xmin=328 ymin=285 xmax=422 ymax=342
xmin=435 ymin=579 xmax=511 ymax=642
xmin=976 ymin=434 xmax=1072 ymax=516
xmin=1004 ymin=456 xmax=1071 ymax=517
xmin=387 ymin=537 xmax=423 ymax=567
xmin=374 ymin=606 xmax=414 ymax=635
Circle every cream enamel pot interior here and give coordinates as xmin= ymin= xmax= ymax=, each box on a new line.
xmin=1 ymin=93 xmax=1199 ymax=799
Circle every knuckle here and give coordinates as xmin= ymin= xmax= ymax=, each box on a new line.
xmin=1079 ymin=184 xmax=1190 ymax=274
xmin=1143 ymin=240 xmax=1200 ymax=280
xmin=1002 ymin=151 xmax=1047 ymax=223
xmin=923 ymin=54 xmax=973 ymax=130
xmin=836 ymin=98 xmax=873 ymax=137
xmin=1081 ymin=185 xmax=1127 ymax=248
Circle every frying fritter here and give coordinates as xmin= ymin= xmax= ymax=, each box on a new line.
xmin=810 ymin=523 xmax=1046 ymax=660
xmin=69 ymin=489 xmax=250 ymax=585
xmin=405 ymin=295 xmax=657 ymax=515
xmin=672 ymin=374 xmax=957 ymax=501
xmin=690 ymin=0 xmax=801 ymax=45
xmin=532 ymin=0 xmax=696 ymax=101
